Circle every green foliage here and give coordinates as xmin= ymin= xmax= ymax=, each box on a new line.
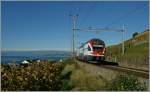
xmin=107 ymin=74 xmax=146 ymax=91
xmin=106 ymin=29 xmax=149 ymax=56
xmin=60 ymin=63 xmax=76 ymax=90
xmin=106 ymin=33 xmax=149 ymax=68
xmin=60 ymin=64 xmax=106 ymax=91
xmin=70 ymin=70 xmax=105 ymax=91
xmin=132 ymin=32 xmax=138 ymax=38
xmin=125 ymin=42 xmax=149 ymax=54
xmin=1 ymin=61 xmax=65 ymax=91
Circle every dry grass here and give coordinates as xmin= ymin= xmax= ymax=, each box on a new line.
xmin=71 ymin=69 xmax=106 ymax=91
xmin=61 ymin=63 xmax=106 ymax=91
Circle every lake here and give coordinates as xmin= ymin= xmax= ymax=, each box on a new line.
xmin=1 ymin=51 xmax=71 ymax=64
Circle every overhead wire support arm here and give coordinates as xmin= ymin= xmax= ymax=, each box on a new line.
xmin=76 ymin=26 xmax=126 ymax=55
xmin=76 ymin=28 xmax=124 ymax=32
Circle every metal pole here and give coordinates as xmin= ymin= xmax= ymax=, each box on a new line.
xmin=72 ymin=15 xmax=78 ymax=62
xmin=122 ymin=25 xmax=125 ymax=55
xmin=73 ymin=16 xmax=75 ymax=61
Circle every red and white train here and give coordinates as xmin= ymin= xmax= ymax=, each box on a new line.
xmin=76 ymin=38 xmax=106 ymax=63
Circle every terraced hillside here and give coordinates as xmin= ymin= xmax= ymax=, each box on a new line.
xmin=106 ymin=29 xmax=149 ymax=70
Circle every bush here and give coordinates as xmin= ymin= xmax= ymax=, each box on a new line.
xmin=1 ymin=61 xmax=65 ymax=91
xmin=107 ymin=74 xmax=146 ymax=91
xmin=60 ymin=64 xmax=76 ymax=90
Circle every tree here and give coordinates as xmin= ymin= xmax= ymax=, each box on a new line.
xmin=132 ymin=32 xmax=138 ymax=38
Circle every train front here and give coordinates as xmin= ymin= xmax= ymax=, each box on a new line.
xmin=88 ymin=39 xmax=106 ymax=62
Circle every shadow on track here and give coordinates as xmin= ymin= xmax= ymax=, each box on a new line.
xmin=76 ymin=58 xmax=119 ymax=66
xmin=97 ymin=61 xmax=119 ymax=66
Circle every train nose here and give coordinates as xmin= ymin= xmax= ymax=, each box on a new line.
xmin=96 ymin=57 xmax=99 ymax=60
xmin=97 ymin=50 xmax=103 ymax=54
xmin=92 ymin=50 xmax=103 ymax=55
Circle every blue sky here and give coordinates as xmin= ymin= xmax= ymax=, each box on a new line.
xmin=1 ymin=1 xmax=149 ymax=51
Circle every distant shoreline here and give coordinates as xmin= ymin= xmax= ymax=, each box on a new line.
xmin=1 ymin=51 xmax=71 ymax=65
xmin=1 ymin=50 xmax=71 ymax=52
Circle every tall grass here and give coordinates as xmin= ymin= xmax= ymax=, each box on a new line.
xmin=106 ymin=74 xmax=147 ymax=91
xmin=60 ymin=63 xmax=106 ymax=91
xmin=60 ymin=62 xmax=147 ymax=91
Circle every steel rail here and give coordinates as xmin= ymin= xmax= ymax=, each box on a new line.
xmin=101 ymin=65 xmax=149 ymax=79
xmin=77 ymin=60 xmax=149 ymax=79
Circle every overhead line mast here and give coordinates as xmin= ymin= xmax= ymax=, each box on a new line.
xmin=70 ymin=14 xmax=78 ymax=62
xmin=70 ymin=15 xmax=125 ymax=63
xmin=75 ymin=25 xmax=125 ymax=55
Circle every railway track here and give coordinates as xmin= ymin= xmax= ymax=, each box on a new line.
xmin=101 ymin=65 xmax=149 ymax=79
xmin=77 ymin=60 xmax=149 ymax=79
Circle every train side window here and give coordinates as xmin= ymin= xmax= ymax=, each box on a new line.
xmin=88 ymin=46 xmax=91 ymax=51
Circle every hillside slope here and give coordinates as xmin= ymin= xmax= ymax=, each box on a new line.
xmin=106 ymin=29 xmax=149 ymax=70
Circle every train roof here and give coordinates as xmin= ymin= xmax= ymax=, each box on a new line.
xmin=79 ymin=38 xmax=105 ymax=49
xmin=90 ymin=38 xmax=105 ymax=43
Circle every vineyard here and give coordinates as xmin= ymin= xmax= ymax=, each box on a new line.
xmin=125 ymin=29 xmax=149 ymax=47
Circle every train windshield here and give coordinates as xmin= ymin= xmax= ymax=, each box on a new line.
xmin=93 ymin=45 xmax=104 ymax=50
xmin=88 ymin=46 xmax=91 ymax=51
